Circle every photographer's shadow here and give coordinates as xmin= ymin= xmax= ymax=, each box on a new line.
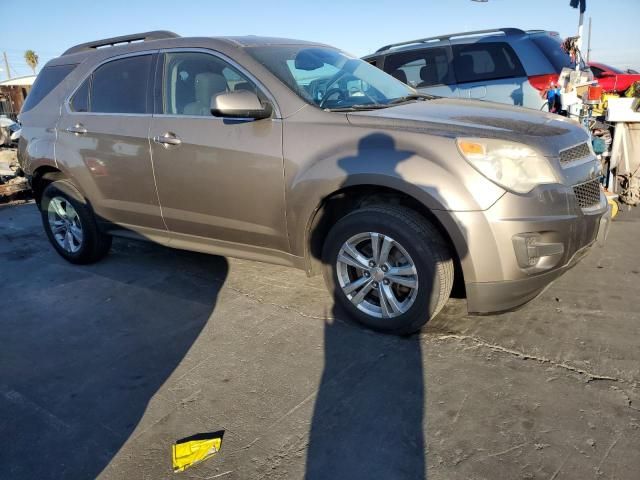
xmin=305 ymin=315 xmax=425 ymax=479
xmin=306 ymin=133 xmax=433 ymax=479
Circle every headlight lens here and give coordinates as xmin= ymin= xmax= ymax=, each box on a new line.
xmin=456 ymin=138 xmax=559 ymax=193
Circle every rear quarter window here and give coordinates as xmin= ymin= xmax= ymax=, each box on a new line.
xmin=531 ymin=35 xmax=576 ymax=72
xmin=21 ymin=64 xmax=77 ymax=113
xmin=452 ymin=42 xmax=525 ymax=84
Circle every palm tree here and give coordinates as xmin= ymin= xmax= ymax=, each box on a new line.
xmin=24 ymin=50 xmax=39 ymax=75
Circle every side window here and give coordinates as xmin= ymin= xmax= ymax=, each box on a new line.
xmin=91 ymin=55 xmax=152 ymax=114
xmin=162 ymin=52 xmax=258 ymax=116
xmin=383 ymin=48 xmax=452 ymax=88
xmin=21 ymin=64 xmax=77 ymax=112
xmin=452 ymin=42 xmax=525 ymax=84
xmin=70 ymin=77 xmax=90 ymax=112
xmin=222 ymin=66 xmax=256 ymax=94
xmin=590 ymin=66 xmax=604 ymax=78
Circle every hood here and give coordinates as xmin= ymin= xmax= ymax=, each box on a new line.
xmin=346 ymin=98 xmax=589 ymax=157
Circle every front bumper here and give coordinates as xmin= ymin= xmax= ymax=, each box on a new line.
xmin=436 ymin=184 xmax=610 ymax=314
xmin=465 ymin=238 xmax=598 ymax=313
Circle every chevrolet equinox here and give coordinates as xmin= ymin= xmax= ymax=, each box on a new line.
xmin=18 ymin=31 xmax=609 ymax=334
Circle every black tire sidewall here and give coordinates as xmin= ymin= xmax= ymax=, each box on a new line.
xmin=322 ymin=209 xmax=443 ymax=334
xmin=40 ymin=181 xmax=104 ymax=264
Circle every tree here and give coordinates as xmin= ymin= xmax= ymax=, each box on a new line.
xmin=24 ymin=50 xmax=39 ymax=75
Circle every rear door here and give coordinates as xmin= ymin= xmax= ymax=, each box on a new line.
xmin=149 ymin=49 xmax=287 ymax=251
xmin=56 ymin=53 xmax=165 ymax=233
xmin=382 ymin=45 xmax=456 ymax=97
xmin=452 ymin=42 xmax=527 ymax=106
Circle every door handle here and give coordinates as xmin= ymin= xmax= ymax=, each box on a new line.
xmin=66 ymin=123 xmax=87 ymax=135
xmin=153 ymin=132 xmax=182 ymax=147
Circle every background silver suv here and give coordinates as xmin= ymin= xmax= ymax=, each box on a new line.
xmin=363 ymin=28 xmax=578 ymax=110
xmin=18 ymin=31 xmax=608 ymax=334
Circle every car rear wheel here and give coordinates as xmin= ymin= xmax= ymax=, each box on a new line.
xmin=322 ymin=205 xmax=454 ymax=335
xmin=40 ymin=180 xmax=112 ymax=264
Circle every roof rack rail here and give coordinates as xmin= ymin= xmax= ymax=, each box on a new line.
xmin=62 ymin=30 xmax=180 ymax=56
xmin=375 ymin=28 xmax=527 ymax=53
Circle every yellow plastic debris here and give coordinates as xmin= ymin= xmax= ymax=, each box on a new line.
xmin=172 ymin=431 xmax=224 ymax=473
xmin=607 ymin=196 xmax=619 ymax=219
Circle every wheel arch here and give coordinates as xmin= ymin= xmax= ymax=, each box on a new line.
xmin=304 ymin=183 xmax=468 ymax=297
xmin=31 ymin=165 xmax=67 ymax=205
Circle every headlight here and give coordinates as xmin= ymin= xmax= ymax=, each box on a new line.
xmin=456 ymin=138 xmax=559 ymax=193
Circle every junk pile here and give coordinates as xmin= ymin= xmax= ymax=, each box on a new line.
xmin=542 ymin=0 xmax=640 ymax=214
xmin=0 ymin=149 xmax=30 ymax=203
xmin=550 ymin=73 xmax=640 ymax=212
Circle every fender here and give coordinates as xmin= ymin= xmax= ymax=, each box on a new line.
xmin=282 ymin=108 xmax=505 ymax=258
xmin=287 ymin=160 xmax=493 ymax=285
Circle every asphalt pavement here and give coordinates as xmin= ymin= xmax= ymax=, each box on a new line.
xmin=1 ymin=201 xmax=638 ymax=479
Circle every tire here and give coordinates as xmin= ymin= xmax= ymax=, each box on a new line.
xmin=40 ymin=180 xmax=112 ymax=264
xmin=322 ymin=205 xmax=454 ymax=335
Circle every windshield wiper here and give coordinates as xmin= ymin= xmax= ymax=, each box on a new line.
xmin=388 ymin=93 xmax=438 ymax=105
xmin=325 ymin=104 xmax=391 ymax=112
xmin=324 ymin=93 xmax=438 ymax=111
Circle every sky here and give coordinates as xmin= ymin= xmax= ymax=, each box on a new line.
xmin=1 ymin=0 xmax=639 ymax=79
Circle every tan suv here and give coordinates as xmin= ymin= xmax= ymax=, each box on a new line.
xmin=18 ymin=31 xmax=609 ymax=334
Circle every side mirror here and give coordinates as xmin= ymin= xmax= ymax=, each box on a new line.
xmin=210 ymin=91 xmax=272 ymax=120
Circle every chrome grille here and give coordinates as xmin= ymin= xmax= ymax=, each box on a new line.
xmin=573 ymin=179 xmax=601 ymax=208
xmin=560 ymin=143 xmax=591 ymax=165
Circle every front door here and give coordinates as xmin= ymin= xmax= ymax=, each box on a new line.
xmin=149 ymin=50 xmax=287 ymax=251
xmin=56 ymin=53 xmax=165 ymax=233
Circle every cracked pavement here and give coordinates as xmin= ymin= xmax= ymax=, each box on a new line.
xmin=1 ymin=202 xmax=639 ymax=479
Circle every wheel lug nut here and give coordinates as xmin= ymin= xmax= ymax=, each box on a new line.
xmin=383 ymin=279 xmax=390 ymax=285
xmin=381 ymin=265 xmax=388 ymax=272
xmin=372 ymin=281 xmax=379 ymax=288
xmin=364 ymin=271 xmax=370 ymax=277
xmin=368 ymin=260 xmax=376 ymax=267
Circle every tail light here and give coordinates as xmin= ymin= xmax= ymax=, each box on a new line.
xmin=528 ymin=73 xmax=559 ymax=93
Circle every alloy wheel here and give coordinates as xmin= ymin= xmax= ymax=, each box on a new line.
xmin=47 ymin=196 xmax=84 ymax=253
xmin=336 ymin=232 xmax=419 ymax=318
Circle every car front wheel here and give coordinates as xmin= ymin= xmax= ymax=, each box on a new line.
xmin=322 ymin=205 xmax=454 ymax=335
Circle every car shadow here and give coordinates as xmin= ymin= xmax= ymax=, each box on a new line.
xmin=305 ymin=133 xmax=467 ymax=479
xmin=0 ymin=230 xmax=228 ymax=479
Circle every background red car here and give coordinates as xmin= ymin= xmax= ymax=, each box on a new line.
xmin=588 ymin=62 xmax=640 ymax=93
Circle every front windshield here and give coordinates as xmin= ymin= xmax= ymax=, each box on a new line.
xmin=247 ymin=45 xmax=417 ymax=110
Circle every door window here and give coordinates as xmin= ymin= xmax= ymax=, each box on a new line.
xmin=452 ymin=42 xmax=525 ymax=84
xmin=162 ymin=52 xmax=258 ymax=116
xmin=90 ymin=55 xmax=153 ymax=114
xmin=70 ymin=77 xmax=90 ymax=112
xmin=383 ymin=48 xmax=452 ymax=87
